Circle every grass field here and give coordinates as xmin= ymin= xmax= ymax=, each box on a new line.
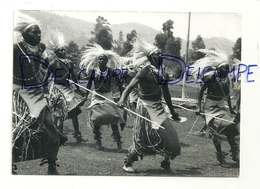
xmin=14 ymin=84 xmax=240 ymax=176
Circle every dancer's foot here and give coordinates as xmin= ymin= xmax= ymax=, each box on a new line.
xmin=230 ymin=145 xmax=239 ymax=166
xmin=60 ymin=135 xmax=68 ymax=146
xmin=161 ymin=160 xmax=173 ymax=173
xmin=76 ymin=136 xmax=88 ymax=143
xmin=47 ymin=162 xmax=59 ymax=175
xmin=231 ymin=153 xmax=239 ymax=166
xmin=216 ymin=152 xmax=230 ymax=168
xmin=123 ymin=165 xmax=135 ymax=173
xmin=96 ymin=139 xmax=104 ymax=151
xmin=117 ymin=142 xmax=123 ymax=152
xmin=12 ymin=163 xmax=17 ymax=175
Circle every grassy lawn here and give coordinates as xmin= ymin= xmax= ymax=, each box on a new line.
xmin=15 ymin=83 xmax=240 ymax=176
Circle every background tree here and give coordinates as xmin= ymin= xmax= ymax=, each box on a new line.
xmin=184 ymin=35 xmax=206 ymax=65
xmin=113 ymin=31 xmax=124 ymax=55
xmin=121 ymin=30 xmax=137 ymax=56
xmin=154 ymin=19 xmax=181 ymax=57
xmin=165 ymin=37 xmax=182 ymax=57
xmin=153 ymin=19 xmax=182 ymax=78
xmin=95 ymin=28 xmax=113 ymax=50
xmin=126 ymin=30 xmax=137 ymax=43
xmin=154 ymin=33 xmax=168 ymax=52
xmin=65 ymin=41 xmax=81 ymax=74
xmin=162 ymin=20 xmax=174 ymax=38
xmin=66 ymin=40 xmax=79 ymax=54
xmin=90 ymin=16 xmax=113 ymax=50
xmin=192 ymin=35 xmax=205 ymax=50
xmin=191 ymin=35 xmax=206 ymax=61
xmin=118 ymin=30 xmax=124 ymax=45
xmin=91 ymin=16 xmax=111 ymax=35
xmin=232 ymin=37 xmax=241 ymax=60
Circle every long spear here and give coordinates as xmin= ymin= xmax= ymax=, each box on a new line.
xmin=68 ymin=79 xmax=165 ymax=129
xmin=170 ymin=103 xmax=235 ymax=124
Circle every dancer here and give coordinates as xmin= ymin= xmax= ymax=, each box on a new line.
xmin=193 ymin=49 xmax=240 ymax=167
xmin=80 ymin=43 xmax=125 ymax=152
xmin=46 ymin=30 xmax=86 ymax=143
xmin=120 ymin=57 xmax=139 ymax=122
xmin=12 ymin=12 xmax=65 ymax=175
xmin=117 ymin=36 xmax=181 ymax=173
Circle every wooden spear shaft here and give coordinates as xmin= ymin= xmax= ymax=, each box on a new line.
xmin=171 ymin=103 xmax=235 ymax=124
xmin=68 ymin=79 xmax=165 ymax=129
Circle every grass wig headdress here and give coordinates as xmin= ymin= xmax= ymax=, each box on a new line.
xmin=13 ymin=11 xmax=40 ymax=42
xmin=190 ymin=49 xmax=230 ymax=78
xmin=46 ymin=29 xmax=65 ymax=53
xmin=80 ymin=43 xmax=122 ymax=72
xmin=14 ymin=11 xmax=39 ymax=33
xmin=125 ymin=34 xmax=161 ymax=69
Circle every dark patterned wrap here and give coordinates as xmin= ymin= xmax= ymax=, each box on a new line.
xmin=47 ymin=82 xmax=84 ymax=127
xmin=203 ymin=77 xmax=239 ymax=140
xmin=205 ymin=98 xmax=239 ymax=140
xmin=12 ymin=86 xmax=59 ymax=162
xmin=129 ymin=98 xmax=180 ymax=160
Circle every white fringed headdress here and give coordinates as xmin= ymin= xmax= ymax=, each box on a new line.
xmin=14 ymin=11 xmax=39 ymax=33
xmin=127 ymin=35 xmax=160 ymax=69
xmin=190 ymin=49 xmax=229 ymax=78
xmin=79 ymin=43 xmax=122 ymax=72
xmin=46 ymin=30 xmax=65 ymax=52
xmin=13 ymin=11 xmax=40 ymax=43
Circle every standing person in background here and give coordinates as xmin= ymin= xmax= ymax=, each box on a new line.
xmin=46 ymin=30 xmax=86 ymax=143
xmin=80 ymin=43 xmax=125 ymax=152
xmin=194 ymin=49 xmax=240 ymax=167
xmin=12 ymin=12 xmax=64 ymax=175
xmin=117 ymin=36 xmax=181 ymax=173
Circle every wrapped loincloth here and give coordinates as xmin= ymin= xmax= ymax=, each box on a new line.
xmin=87 ymin=91 xmax=125 ymax=127
xmin=47 ymin=83 xmax=84 ymax=126
xmin=129 ymin=98 xmax=180 ymax=159
xmin=204 ymin=98 xmax=239 ymax=136
xmin=12 ymin=85 xmax=59 ymax=162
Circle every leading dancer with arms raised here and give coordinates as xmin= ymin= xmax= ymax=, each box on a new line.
xmin=117 ymin=36 xmax=181 ymax=173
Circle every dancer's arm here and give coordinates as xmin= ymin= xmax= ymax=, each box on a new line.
xmin=85 ymin=70 xmax=94 ymax=99
xmin=117 ymin=72 xmax=140 ymax=108
xmin=70 ymin=62 xmax=84 ymax=96
xmin=114 ymin=69 xmax=124 ymax=96
xmin=226 ymin=79 xmax=236 ymax=114
xmin=227 ymin=95 xmax=236 ymax=114
xmin=162 ymin=76 xmax=179 ymax=120
xmin=196 ymin=83 xmax=207 ymax=114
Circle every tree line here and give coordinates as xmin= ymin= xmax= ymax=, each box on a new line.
xmin=62 ymin=16 xmax=241 ymax=76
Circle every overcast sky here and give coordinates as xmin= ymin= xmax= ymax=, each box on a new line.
xmin=52 ymin=11 xmax=241 ymax=42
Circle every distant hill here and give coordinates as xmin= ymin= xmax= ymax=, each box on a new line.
xmin=181 ymin=37 xmax=235 ymax=57
xmin=21 ymin=10 xmax=160 ymax=48
xmin=21 ymin=10 xmax=94 ymax=47
xmin=111 ymin=23 xmax=159 ymax=44
xmin=19 ymin=10 xmax=235 ymax=56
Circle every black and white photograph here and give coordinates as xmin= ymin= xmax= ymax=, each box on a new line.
xmin=1 ymin=0 xmax=260 ymax=188
xmin=11 ymin=9 xmax=242 ymax=176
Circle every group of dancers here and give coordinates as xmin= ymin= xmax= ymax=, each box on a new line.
xmin=12 ymin=12 xmax=240 ymax=175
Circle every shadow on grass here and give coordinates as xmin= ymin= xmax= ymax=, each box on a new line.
xmin=64 ymin=141 xmax=129 ymax=154
xmin=174 ymin=167 xmax=203 ymax=176
xmin=96 ymin=147 xmax=129 ymax=154
xmin=210 ymin=162 xmax=239 ymax=169
xmin=64 ymin=173 xmax=78 ymax=175
xmin=141 ymin=167 xmax=202 ymax=176
xmin=63 ymin=141 xmax=90 ymax=147
xmin=179 ymin=142 xmax=191 ymax=147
